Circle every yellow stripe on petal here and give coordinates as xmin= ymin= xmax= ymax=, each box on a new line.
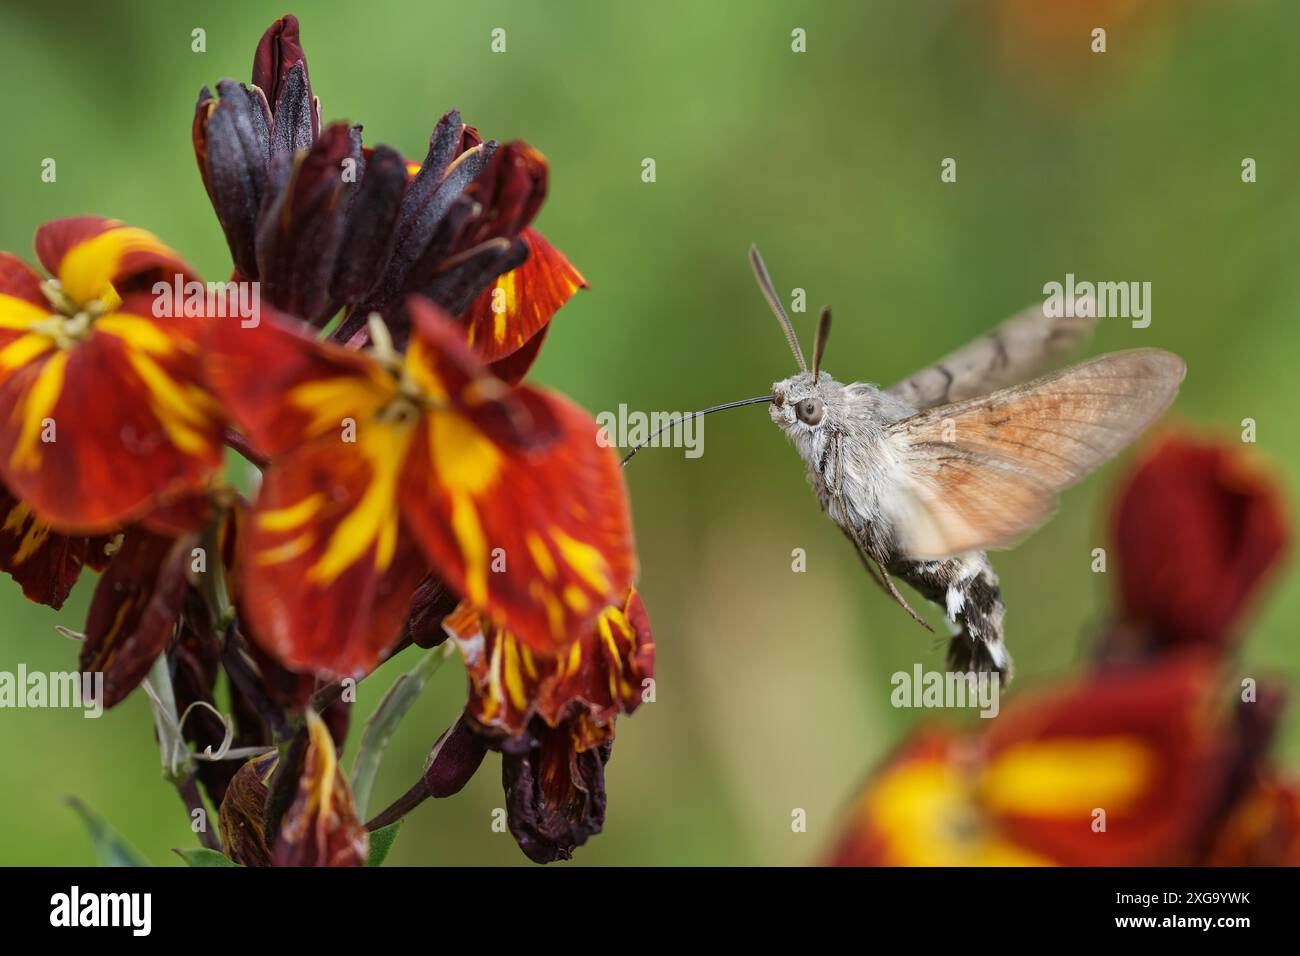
xmin=122 ymin=349 xmax=218 ymax=456
xmin=288 ymin=373 xmax=394 ymax=437
xmin=11 ymin=350 xmax=68 ymax=471
xmin=492 ymin=270 xmax=517 ymax=344
xmin=307 ymin=420 xmax=413 ymax=582
xmin=525 ymin=532 xmax=557 ymax=582
xmin=981 ymin=737 xmax=1153 ymax=819
xmin=550 ymin=529 xmax=612 ymax=595
xmin=449 ymin=491 xmax=488 ymax=605
xmin=482 ymin=634 xmax=504 ymax=721
xmin=58 ymin=226 xmax=181 ymax=307
xmin=256 ymin=532 xmax=314 ymax=566
xmin=257 ymin=493 xmax=326 ymax=532
xmin=96 ymin=314 xmax=180 ymax=356
xmin=0 ymin=333 xmax=55 ymax=375
xmin=4 ymin=500 xmax=51 ymax=564
xmin=429 ymin=409 xmax=502 ymax=496
xmin=502 ymin=637 xmax=528 ymax=712
xmin=403 ymin=338 xmax=447 ymax=402
xmin=0 ymin=294 xmax=53 ymax=331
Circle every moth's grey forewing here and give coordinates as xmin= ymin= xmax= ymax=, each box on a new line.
xmin=883 ymin=348 xmax=1186 ymax=559
xmin=886 ymin=299 xmax=1099 ymax=410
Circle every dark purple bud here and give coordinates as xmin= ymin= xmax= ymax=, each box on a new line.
xmin=269 ymin=61 xmax=317 ymax=157
xmin=252 ymin=14 xmax=310 ymax=116
xmin=401 ymin=574 xmax=460 ymax=649
xmin=372 ymin=131 xmax=498 ymax=309
xmin=424 ymin=713 xmax=489 ymax=798
xmin=419 ymin=236 xmax=528 ymax=317
xmin=329 ymin=145 xmax=407 ymax=303
xmin=254 ymin=122 xmax=358 ymax=324
xmin=197 ymin=81 xmax=273 ymax=279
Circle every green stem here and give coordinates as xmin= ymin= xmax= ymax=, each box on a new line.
xmin=350 ymin=643 xmax=454 ymax=820
xmin=143 ymin=654 xmax=183 ymax=778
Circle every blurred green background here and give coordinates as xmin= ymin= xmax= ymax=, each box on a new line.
xmin=1 ymin=0 xmax=1297 ymax=866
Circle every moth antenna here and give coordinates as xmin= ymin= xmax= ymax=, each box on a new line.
xmin=812 ymin=306 xmax=832 ymax=383
xmin=620 ymin=395 xmax=775 ymax=466
xmin=748 ymin=245 xmax=807 ymax=372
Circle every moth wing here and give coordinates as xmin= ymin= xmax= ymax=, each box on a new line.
xmin=883 ymin=349 xmax=1185 ymax=559
xmin=886 ymin=300 xmax=1099 ymax=409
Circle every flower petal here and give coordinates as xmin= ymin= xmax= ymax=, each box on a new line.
xmin=240 ymin=424 xmax=428 ymax=679
xmin=462 ymin=228 xmax=587 ymax=365
xmin=206 ymin=312 xmax=396 ymax=459
xmin=447 ymin=588 xmax=653 ymax=743
xmin=983 ymin=654 xmax=1226 ymax=865
xmin=830 ymin=655 xmax=1228 ymax=866
xmin=0 ymin=295 xmax=224 ymax=531
xmin=0 ymin=481 xmax=111 ymax=609
xmin=401 ymin=332 xmax=635 ymax=654
xmin=34 ymin=218 xmax=197 ymax=307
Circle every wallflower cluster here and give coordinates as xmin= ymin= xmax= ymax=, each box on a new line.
xmin=0 ymin=14 xmax=650 ymax=865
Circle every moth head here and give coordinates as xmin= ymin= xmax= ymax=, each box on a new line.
xmin=770 ymin=369 xmax=842 ymax=430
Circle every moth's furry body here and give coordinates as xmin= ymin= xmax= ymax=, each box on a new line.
xmin=771 ymin=370 xmax=1011 ymax=673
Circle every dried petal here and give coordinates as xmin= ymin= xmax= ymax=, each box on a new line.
xmin=273 ymin=711 xmax=368 ymax=866
xmin=80 ymin=528 xmax=194 ymax=708
xmin=218 ymin=750 xmax=279 ymax=867
xmin=502 ymin=722 xmax=610 ymax=864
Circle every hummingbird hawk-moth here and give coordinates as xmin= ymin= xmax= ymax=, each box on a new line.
xmin=750 ymin=246 xmax=1184 ymax=677
xmin=625 ymin=248 xmax=1185 ymax=678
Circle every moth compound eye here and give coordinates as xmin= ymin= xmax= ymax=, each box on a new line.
xmin=795 ymin=398 xmax=824 ymax=425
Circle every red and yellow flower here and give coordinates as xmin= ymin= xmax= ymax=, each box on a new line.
xmin=0 ymin=217 xmax=224 ymax=532
xmin=829 ymin=655 xmax=1228 ymax=866
xmin=208 ymin=296 xmax=635 ymax=679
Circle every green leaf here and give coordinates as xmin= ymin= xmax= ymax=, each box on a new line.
xmin=351 ymin=644 xmax=453 ymax=818
xmin=173 ymin=848 xmax=241 ymax=867
xmin=367 ymin=822 xmax=401 ymax=867
xmin=66 ymin=797 xmax=151 ymax=867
